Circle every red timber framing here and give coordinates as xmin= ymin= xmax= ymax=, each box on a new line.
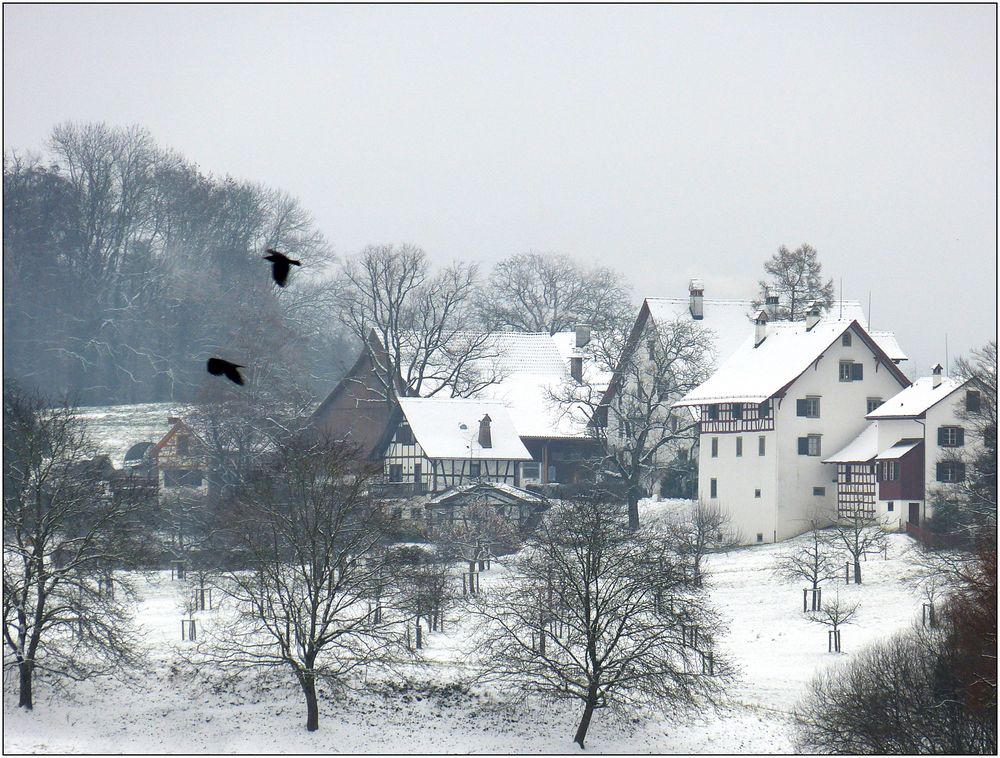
xmin=836 ymin=463 xmax=876 ymax=519
xmin=698 ymin=402 xmax=775 ymax=434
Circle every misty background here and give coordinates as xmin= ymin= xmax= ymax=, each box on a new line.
xmin=3 ymin=4 xmax=996 ymax=404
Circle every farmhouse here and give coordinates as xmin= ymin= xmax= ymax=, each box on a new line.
xmin=825 ymin=363 xmax=978 ymax=531
xmin=311 ymin=326 xmax=608 ymax=488
xmin=675 ymin=304 xmax=911 ymax=544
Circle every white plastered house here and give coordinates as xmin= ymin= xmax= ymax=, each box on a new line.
xmin=825 ymin=364 xmax=978 ymax=531
xmin=602 ymin=280 xmax=906 ymax=497
xmin=674 ymin=305 xmax=911 ymax=544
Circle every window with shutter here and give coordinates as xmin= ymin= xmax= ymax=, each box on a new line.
xmin=711 ymin=437 xmax=718 ymax=457
xmin=851 ymin=363 xmax=864 ymax=381
xmin=736 ymin=437 xmax=743 ymax=457
xmin=939 ymin=427 xmax=965 ymax=447
xmin=842 ymin=332 xmax=852 ymax=346
xmin=796 ymin=399 xmax=807 ymax=416
xmin=758 ymin=436 xmax=766 ymax=456
xmin=839 ymin=361 xmax=853 ymax=381
xmin=710 ymin=478 xmax=717 ymax=498
xmin=967 ymin=391 xmax=981 ymax=413
xmin=867 ymin=397 xmax=883 ymax=413
xmin=798 ymin=437 xmax=809 ymax=455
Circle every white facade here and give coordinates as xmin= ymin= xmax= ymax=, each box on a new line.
xmin=866 ymin=376 xmax=974 ymax=529
xmin=682 ymin=320 xmax=911 ymax=544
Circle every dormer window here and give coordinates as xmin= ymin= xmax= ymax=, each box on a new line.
xmin=758 ymin=400 xmax=771 ymax=418
xmin=731 ymin=403 xmax=743 ymax=420
xmin=707 ymin=404 xmax=719 ymax=421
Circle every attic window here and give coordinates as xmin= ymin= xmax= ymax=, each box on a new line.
xmin=842 ymin=332 xmax=852 ymax=347
xmin=176 ymin=435 xmax=189 ymax=456
xmin=867 ymin=397 xmax=883 ymax=414
xmin=839 ymin=361 xmax=863 ymax=382
xmin=395 ymin=425 xmax=414 ymax=445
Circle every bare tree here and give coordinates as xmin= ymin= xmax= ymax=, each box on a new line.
xmin=773 ymin=520 xmax=842 ymax=607
xmin=335 ymin=244 xmax=502 ymax=403
xmin=469 ymin=498 xmax=727 ymax=748
xmin=390 ymin=545 xmax=458 ymax=640
xmin=197 ymin=437 xmax=407 ymax=732
xmin=757 ymin=243 xmax=834 ymax=321
xmin=2 ymin=383 xmax=143 ymax=709
xmin=831 ymin=509 xmax=887 ymax=584
xmin=665 ymin=500 xmax=742 ymax=588
xmin=806 ymin=594 xmax=859 ymax=652
xmin=478 ymin=252 xmax=634 ymax=336
xmin=552 ymin=316 xmax=714 ymax=530
xmin=796 ymin=610 xmax=996 ymax=752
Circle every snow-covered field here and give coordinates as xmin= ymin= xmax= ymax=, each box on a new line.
xmin=4 ymin=515 xmax=931 ymax=754
xmin=72 ymin=402 xmax=189 ymax=467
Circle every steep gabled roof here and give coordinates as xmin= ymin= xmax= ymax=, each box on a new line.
xmin=866 ymin=376 xmax=969 ymax=419
xmin=397 ymin=398 xmax=533 ymax=460
xmin=676 ymin=319 xmax=910 ymax=406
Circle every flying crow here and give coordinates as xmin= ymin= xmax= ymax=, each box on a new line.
xmin=207 ymin=358 xmax=245 ymax=385
xmin=263 ymin=248 xmax=301 ymax=287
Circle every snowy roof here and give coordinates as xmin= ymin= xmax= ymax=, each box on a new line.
xmin=397 ymin=398 xmax=532 ymax=460
xmin=399 ymin=330 xmax=603 ymax=440
xmin=643 ymin=297 xmax=872 ymax=366
xmin=866 ymin=376 xmax=966 ymax=419
xmin=426 ymin=481 xmax=547 ymax=504
xmin=676 ymin=319 xmax=907 ymax=406
xmin=876 ymin=438 xmax=923 ymax=460
xmin=824 ymin=424 xmax=880 ymax=463
xmin=869 ymin=331 xmax=907 ymax=362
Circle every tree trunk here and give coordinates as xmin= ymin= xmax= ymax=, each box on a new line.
xmin=300 ymin=671 xmax=319 ymax=731
xmin=853 ymin=557 xmax=862 ymax=584
xmin=627 ymin=489 xmax=640 ymax=532
xmin=18 ymin=660 xmax=33 ymax=710
xmin=574 ymin=689 xmax=599 ymax=749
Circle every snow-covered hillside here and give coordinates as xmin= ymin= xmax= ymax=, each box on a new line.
xmin=3 ymin=526 xmax=931 ymax=753
xmin=72 ymin=402 xmax=189 ymax=466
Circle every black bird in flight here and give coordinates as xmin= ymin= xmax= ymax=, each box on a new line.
xmin=207 ymin=358 xmax=245 ymax=385
xmin=263 ymin=248 xmax=301 ymax=287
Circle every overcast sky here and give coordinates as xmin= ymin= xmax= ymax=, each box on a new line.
xmin=4 ymin=4 xmax=996 ymax=377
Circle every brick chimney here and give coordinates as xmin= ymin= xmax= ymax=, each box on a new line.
xmin=754 ymin=309 xmax=768 ymax=347
xmin=478 ymin=414 xmax=492 ymax=449
xmin=805 ymin=301 xmax=822 ymax=330
xmin=931 ymin=363 xmax=944 ymax=389
xmin=689 ymin=279 xmax=704 ymax=320
xmin=575 ymin=324 xmax=591 ymax=348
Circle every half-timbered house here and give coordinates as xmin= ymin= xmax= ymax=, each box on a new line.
xmin=311 ymin=326 xmax=608 ymax=488
xmin=675 ymin=308 xmax=911 ymax=544
xmin=376 ymin=398 xmax=534 ymax=499
xmin=825 ymin=364 xmax=976 ymax=531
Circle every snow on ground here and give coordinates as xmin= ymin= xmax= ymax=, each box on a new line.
xmin=4 ymin=522 xmax=931 ymax=753
xmin=72 ymin=402 xmax=189 ymax=467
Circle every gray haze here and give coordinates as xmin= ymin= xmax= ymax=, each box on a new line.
xmin=4 ymin=4 xmax=996 ymax=377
